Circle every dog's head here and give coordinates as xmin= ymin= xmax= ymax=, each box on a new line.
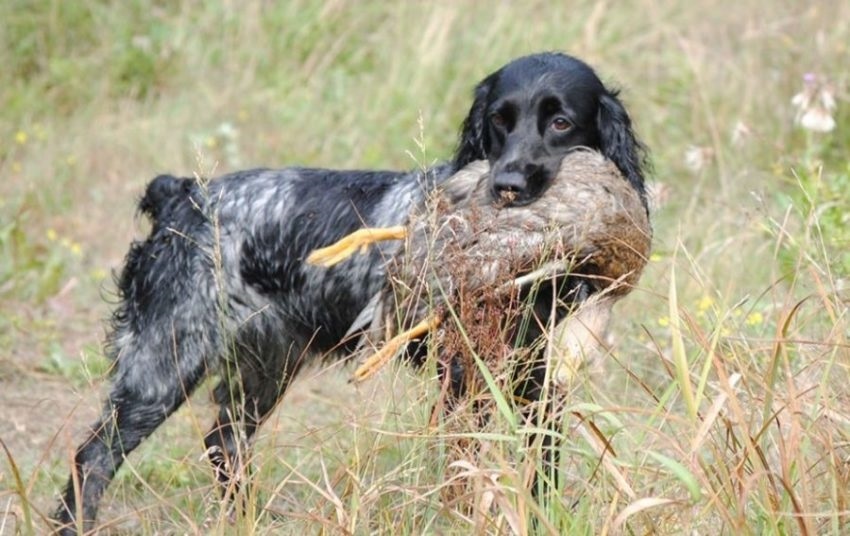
xmin=454 ymin=52 xmax=648 ymax=209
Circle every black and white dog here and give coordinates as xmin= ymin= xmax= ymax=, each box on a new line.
xmin=53 ymin=52 xmax=647 ymax=533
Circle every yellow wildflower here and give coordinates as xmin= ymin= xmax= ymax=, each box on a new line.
xmin=658 ymin=316 xmax=670 ymax=327
xmin=15 ymin=131 xmax=27 ymax=144
xmin=47 ymin=228 xmax=58 ymax=241
xmin=745 ymin=312 xmax=763 ymax=326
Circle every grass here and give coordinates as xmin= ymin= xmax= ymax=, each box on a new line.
xmin=1 ymin=0 xmax=849 ymax=534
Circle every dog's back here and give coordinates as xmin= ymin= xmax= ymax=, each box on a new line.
xmin=117 ymin=166 xmax=455 ymax=366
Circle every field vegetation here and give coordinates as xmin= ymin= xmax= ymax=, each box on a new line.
xmin=1 ymin=1 xmax=848 ymax=534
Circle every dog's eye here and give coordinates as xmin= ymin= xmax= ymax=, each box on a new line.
xmin=490 ymin=113 xmax=506 ymax=128
xmin=551 ymin=117 xmax=572 ymax=132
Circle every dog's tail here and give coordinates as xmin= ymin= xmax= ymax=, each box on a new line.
xmin=139 ymin=174 xmax=195 ymax=223
xmin=111 ymin=173 xmax=206 ymax=353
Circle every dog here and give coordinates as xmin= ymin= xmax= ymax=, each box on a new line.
xmin=53 ymin=52 xmax=647 ymax=533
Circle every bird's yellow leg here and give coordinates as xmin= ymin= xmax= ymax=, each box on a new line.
xmin=306 ymin=226 xmax=408 ymax=267
xmin=353 ymin=314 xmax=441 ymax=382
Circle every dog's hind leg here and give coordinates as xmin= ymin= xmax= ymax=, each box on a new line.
xmin=53 ymin=327 xmax=216 ymax=535
xmin=203 ymin=328 xmax=304 ymax=501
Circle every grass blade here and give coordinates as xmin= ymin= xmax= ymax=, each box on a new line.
xmin=668 ymin=261 xmax=698 ymax=421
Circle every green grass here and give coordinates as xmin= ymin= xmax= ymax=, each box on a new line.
xmin=1 ymin=1 xmax=849 ymax=534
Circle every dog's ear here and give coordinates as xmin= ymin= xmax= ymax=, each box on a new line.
xmin=453 ymin=73 xmax=497 ymax=169
xmin=598 ymin=92 xmax=649 ymax=211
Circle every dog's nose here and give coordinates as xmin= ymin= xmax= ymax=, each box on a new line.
xmin=491 ymin=171 xmax=528 ymax=203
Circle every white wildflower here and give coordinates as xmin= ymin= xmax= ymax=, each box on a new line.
xmin=216 ymin=122 xmax=238 ymax=140
xmin=684 ymin=146 xmax=714 ymax=173
xmin=791 ymin=73 xmax=837 ymax=133
xmin=800 ymin=107 xmax=836 ymax=132
xmin=730 ymin=121 xmax=752 ymax=146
